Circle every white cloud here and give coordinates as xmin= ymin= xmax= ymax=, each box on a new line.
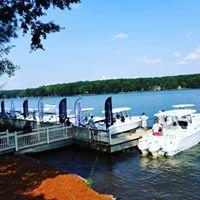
xmin=176 ymin=46 xmax=200 ymax=65
xmin=174 ymin=51 xmax=181 ymax=57
xmin=114 ymin=33 xmax=128 ymax=40
xmin=138 ymin=56 xmax=162 ymax=64
xmin=100 ymin=76 xmax=119 ymax=80
xmin=184 ymin=46 xmax=200 ymax=61
xmin=176 ymin=60 xmax=188 ymax=65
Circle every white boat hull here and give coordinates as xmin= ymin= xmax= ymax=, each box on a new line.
xmin=138 ymin=128 xmax=200 ymax=157
xmin=138 ymin=108 xmax=200 ymax=157
xmin=97 ymin=116 xmax=141 ymax=135
xmin=109 ymin=117 xmax=141 ymax=135
xmin=164 ymin=129 xmax=200 ymax=156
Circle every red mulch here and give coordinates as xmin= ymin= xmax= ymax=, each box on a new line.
xmin=0 ymin=154 xmax=114 ymax=200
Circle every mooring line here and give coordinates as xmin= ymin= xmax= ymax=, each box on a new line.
xmin=89 ymin=156 xmax=99 ymax=179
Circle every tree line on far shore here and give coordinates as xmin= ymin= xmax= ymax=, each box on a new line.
xmin=1 ymin=73 xmax=200 ymax=98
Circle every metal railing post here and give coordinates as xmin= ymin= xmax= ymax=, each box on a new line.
xmin=14 ymin=131 xmax=18 ymax=151
xmin=63 ymin=127 xmax=65 ymax=137
xmin=6 ymin=129 xmax=9 ymax=147
xmin=47 ymin=128 xmax=50 ymax=144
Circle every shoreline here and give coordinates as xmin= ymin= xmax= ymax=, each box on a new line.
xmin=0 ymin=153 xmax=115 ymax=200
xmin=1 ymin=88 xmax=200 ymax=100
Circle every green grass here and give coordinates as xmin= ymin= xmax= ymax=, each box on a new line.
xmin=86 ymin=178 xmax=94 ymax=188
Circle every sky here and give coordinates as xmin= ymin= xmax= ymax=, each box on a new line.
xmin=2 ymin=0 xmax=200 ymax=90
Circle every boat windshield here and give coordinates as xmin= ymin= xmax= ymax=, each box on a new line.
xmin=115 ymin=112 xmax=123 ymax=119
xmin=81 ymin=110 xmax=93 ymax=122
xmin=114 ymin=111 xmax=129 ymax=122
xmin=123 ymin=111 xmax=129 ymax=118
xmin=165 ymin=114 xmax=192 ymax=130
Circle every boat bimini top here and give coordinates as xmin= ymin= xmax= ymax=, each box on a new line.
xmin=112 ymin=107 xmax=131 ymax=113
xmin=102 ymin=107 xmax=131 ymax=114
xmin=81 ymin=108 xmax=94 ymax=112
xmin=172 ymin=104 xmax=195 ymax=109
xmin=155 ymin=109 xmax=196 ymax=118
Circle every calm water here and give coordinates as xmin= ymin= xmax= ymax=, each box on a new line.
xmin=2 ymin=89 xmax=200 ymax=126
xmin=2 ymin=89 xmax=200 ymax=199
xmin=31 ymin=145 xmax=200 ymax=200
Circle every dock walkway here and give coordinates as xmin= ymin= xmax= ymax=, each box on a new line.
xmin=0 ymin=124 xmax=73 ymax=155
xmin=0 ymin=118 xmax=147 ymax=155
xmin=72 ymin=126 xmax=147 ymax=153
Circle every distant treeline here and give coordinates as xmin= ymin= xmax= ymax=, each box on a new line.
xmin=1 ymin=73 xmax=200 ymax=98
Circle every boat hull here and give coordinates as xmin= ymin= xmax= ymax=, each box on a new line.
xmin=109 ymin=118 xmax=141 ymax=135
xmin=138 ymin=129 xmax=200 ymax=157
xmin=165 ymin=129 xmax=200 ymax=156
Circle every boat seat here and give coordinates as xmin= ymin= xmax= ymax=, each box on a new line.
xmin=121 ymin=116 xmax=125 ymax=122
xmin=178 ymin=121 xmax=188 ymax=129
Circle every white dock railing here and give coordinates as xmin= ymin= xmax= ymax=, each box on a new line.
xmin=0 ymin=126 xmax=73 ymax=153
xmin=73 ymin=126 xmax=110 ymax=144
xmin=0 ymin=125 xmax=111 ymax=155
xmin=0 ymin=131 xmax=15 ymax=152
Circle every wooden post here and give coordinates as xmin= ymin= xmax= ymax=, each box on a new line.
xmin=14 ymin=132 xmax=18 ymax=151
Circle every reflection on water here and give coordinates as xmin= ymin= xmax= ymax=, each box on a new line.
xmin=31 ymin=145 xmax=200 ymax=200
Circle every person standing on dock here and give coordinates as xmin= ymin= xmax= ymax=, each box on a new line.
xmin=88 ymin=116 xmax=96 ymax=128
xmin=65 ymin=117 xmax=71 ymax=127
xmin=141 ymin=113 xmax=149 ymax=132
xmin=23 ymin=121 xmax=32 ymax=133
xmin=152 ymin=119 xmax=162 ymax=136
xmin=158 ymin=110 xmax=166 ymax=127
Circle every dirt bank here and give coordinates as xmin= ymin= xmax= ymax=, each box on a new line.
xmin=0 ymin=153 xmax=114 ymax=200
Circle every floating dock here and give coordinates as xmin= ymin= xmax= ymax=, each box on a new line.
xmin=73 ymin=126 xmax=146 ymax=153
xmin=0 ymin=117 xmax=146 ymax=155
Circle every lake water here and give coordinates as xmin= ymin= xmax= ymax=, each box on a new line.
xmin=2 ymin=89 xmax=200 ymax=126
xmin=2 ymin=89 xmax=200 ymax=199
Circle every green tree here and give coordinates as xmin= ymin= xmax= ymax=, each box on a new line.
xmin=0 ymin=0 xmax=80 ymax=79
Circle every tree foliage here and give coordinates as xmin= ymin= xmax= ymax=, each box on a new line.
xmin=0 ymin=0 xmax=80 ymax=77
xmin=0 ymin=44 xmax=17 ymax=78
xmin=1 ymin=74 xmax=200 ymax=98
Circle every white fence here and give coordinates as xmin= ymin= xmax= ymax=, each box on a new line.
xmin=73 ymin=126 xmax=110 ymax=143
xmin=0 ymin=131 xmax=15 ymax=152
xmin=0 ymin=126 xmax=73 ymax=154
xmin=0 ymin=125 xmax=111 ymax=155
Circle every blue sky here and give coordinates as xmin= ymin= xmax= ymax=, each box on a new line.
xmin=2 ymin=0 xmax=200 ymax=89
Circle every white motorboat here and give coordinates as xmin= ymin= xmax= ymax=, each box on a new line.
xmin=72 ymin=107 xmax=104 ymax=125
xmin=172 ymin=104 xmax=200 ymax=121
xmin=138 ymin=109 xmax=200 ymax=157
xmin=42 ymin=108 xmax=74 ymax=123
xmin=81 ymin=108 xmax=104 ymax=124
xmin=23 ymin=105 xmax=58 ymax=123
xmin=97 ymin=107 xmax=141 ymax=135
